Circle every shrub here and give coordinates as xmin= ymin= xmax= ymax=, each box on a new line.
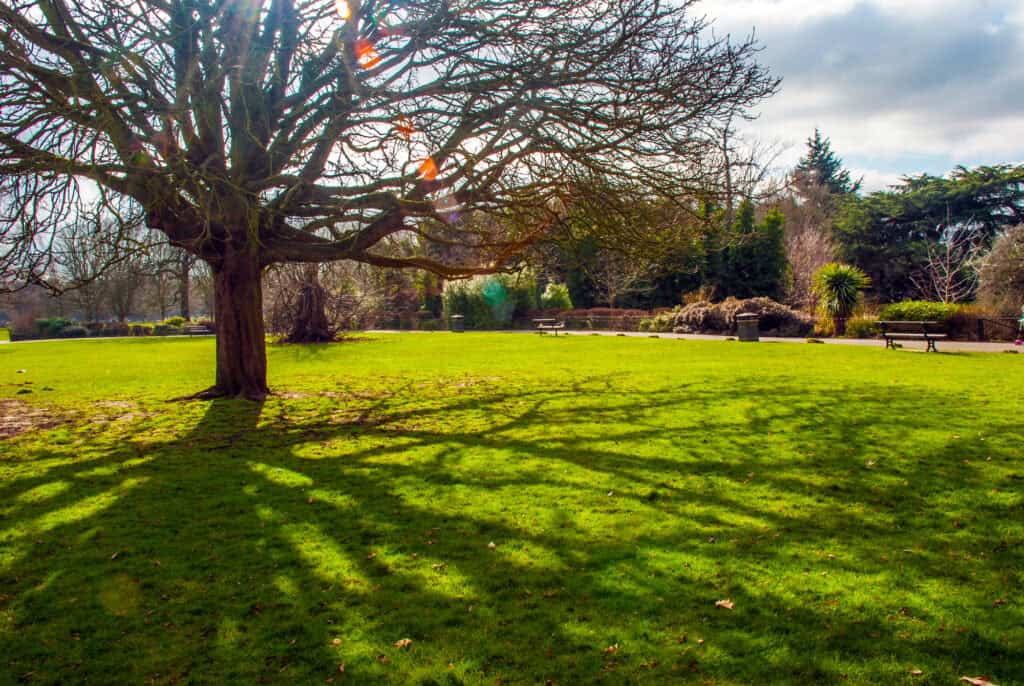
xmin=641 ymin=309 xmax=680 ymax=333
xmin=878 ymin=300 xmax=961 ymax=323
xmin=163 ymin=316 xmax=188 ymax=327
xmin=844 ymin=316 xmax=880 ymax=339
xmin=540 ymin=282 xmax=573 ymax=311
xmin=34 ymin=317 xmax=74 ymax=338
xmin=812 ymin=263 xmax=870 ymax=319
xmin=443 ymin=273 xmax=539 ymax=329
xmin=58 ymin=325 xmax=89 ymax=338
xmin=812 ymin=263 xmax=870 ymax=336
xmin=153 ymin=323 xmax=182 ymax=336
xmin=672 ymin=298 xmax=813 ymax=337
xmin=130 ymin=324 xmax=153 ymax=336
xmin=105 ymin=323 xmax=131 ymax=337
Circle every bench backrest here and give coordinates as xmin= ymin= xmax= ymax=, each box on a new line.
xmin=878 ymin=321 xmax=945 ymax=334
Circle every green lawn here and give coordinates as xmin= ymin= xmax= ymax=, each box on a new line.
xmin=1 ymin=335 xmax=1022 ymax=685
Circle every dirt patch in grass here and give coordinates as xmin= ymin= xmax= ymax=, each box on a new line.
xmin=0 ymin=399 xmax=66 ymax=439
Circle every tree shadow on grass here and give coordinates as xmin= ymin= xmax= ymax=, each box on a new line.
xmin=1 ymin=378 xmax=1022 ymax=685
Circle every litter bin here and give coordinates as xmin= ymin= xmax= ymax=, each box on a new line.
xmin=450 ymin=314 xmax=465 ymax=333
xmin=736 ymin=313 xmax=759 ymax=342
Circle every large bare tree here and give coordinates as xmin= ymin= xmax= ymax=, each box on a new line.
xmin=0 ymin=0 xmax=777 ymax=398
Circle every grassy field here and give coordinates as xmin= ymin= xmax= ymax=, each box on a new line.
xmin=0 ymin=334 xmax=1022 ymax=685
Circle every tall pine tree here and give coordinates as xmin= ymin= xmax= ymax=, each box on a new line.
xmin=794 ymin=129 xmax=862 ymax=195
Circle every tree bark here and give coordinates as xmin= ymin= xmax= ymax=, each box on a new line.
xmin=179 ymin=253 xmax=192 ymax=320
xmin=210 ymin=247 xmax=269 ymax=399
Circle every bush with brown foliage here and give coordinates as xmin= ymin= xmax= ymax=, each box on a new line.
xmin=673 ymin=298 xmax=814 ymax=337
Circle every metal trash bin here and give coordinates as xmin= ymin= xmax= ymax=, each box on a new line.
xmin=450 ymin=314 xmax=465 ymax=333
xmin=736 ymin=313 xmax=759 ymax=342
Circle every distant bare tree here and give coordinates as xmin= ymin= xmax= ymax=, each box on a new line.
xmin=56 ymin=210 xmax=146 ymax=321
xmin=911 ymin=223 xmax=985 ymax=304
xmin=585 ymin=248 xmax=654 ymax=308
xmin=774 ymin=178 xmax=838 ymax=310
xmin=977 ymin=224 xmax=1024 ymax=313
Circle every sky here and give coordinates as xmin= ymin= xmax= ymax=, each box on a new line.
xmin=699 ymin=0 xmax=1024 ymax=191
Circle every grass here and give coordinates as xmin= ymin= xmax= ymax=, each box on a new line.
xmin=0 ymin=334 xmax=1022 ymax=685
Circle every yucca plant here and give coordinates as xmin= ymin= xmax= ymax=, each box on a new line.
xmin=812 ymin=263 xmax=871 ymax=336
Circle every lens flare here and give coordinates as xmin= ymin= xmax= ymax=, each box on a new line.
xmin=355 ymin=38 xmax=381 ymax=69
xmin=334 ymin=0 xmax=351 ymax=21
xmin=417 ymin=157 xmax=439 ymax=181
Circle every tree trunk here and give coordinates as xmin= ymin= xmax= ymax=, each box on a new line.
xmin=287 ymin=265 xmax=334 ymax=343
xmin=210 ymin=247 xmax=269 ymax=399
xmin=179 ymin=253 xmax=192 ymax=320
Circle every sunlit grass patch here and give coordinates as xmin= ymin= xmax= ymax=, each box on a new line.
xmin=0 ymin=334 xmax=1021 ymax=684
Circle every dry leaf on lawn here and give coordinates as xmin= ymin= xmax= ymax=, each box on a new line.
xmin=960 ymin=677 xmax=998 ymax=686
xmin=715 ymin=599 xmax=734 ymax=610
xmin=394 ymin=638 xmax=413 ymax=649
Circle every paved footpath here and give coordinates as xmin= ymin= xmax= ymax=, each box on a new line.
xmin=376 ymin=329 xmax=1022 ymax=354
xmin=2 ymin=331 xmax=1020 ymax=353
xmin=556 ymin=329 xmax=1021 ymax=353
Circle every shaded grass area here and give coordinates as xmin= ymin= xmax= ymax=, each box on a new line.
xmin=0 ymin=335 xmax=1022 ymax=685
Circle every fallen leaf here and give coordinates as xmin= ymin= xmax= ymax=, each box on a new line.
xmin=910 ymin=669 xmax=923 ymax=676
xmin=377 ymin=654 xmax=390 ymax=664
xmin=394 ymin=638 xmax=413 ymax=649
xmin=307 ymin=497 xmax=315 ymax=504
xmin=715 ymin=599 xmax=734 ymax=610
xmin=960 ymin=678 xmax=997 ymax=686
xmin=331 ymin=638 xmax=341 ymax=646
xmin=338 ymin=663 xmax=345 ymax=673
xmin=366 ymin=552 xmax=377 ymax=560
xmin=487 ymin=542 xmax=496 ymax=550
xmin=697 ymin=639 xmax=705 ymax=646
xmin=603 ymin=644 xmax=619 ymax=655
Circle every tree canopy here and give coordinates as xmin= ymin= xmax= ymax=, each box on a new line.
xmin=0 ymin=0 xmax=778 ymax=397
xmin=834 ymin=164 xmax=1024 ymax=301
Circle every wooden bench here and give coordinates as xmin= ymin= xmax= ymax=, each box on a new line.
xmin=878 ymin=321 xmax=947 ymax=352
xmin=185 ymin=324 xmax=213 ymax=337
xmin=533 ymin=318 xmax=565 ymax=336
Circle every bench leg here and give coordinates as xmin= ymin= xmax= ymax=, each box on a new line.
xmin=927 ymin=339 xmax=937 ymax=353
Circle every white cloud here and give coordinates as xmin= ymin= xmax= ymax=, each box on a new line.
xmin=702 ymin=0 xmax=1024 ymax=180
